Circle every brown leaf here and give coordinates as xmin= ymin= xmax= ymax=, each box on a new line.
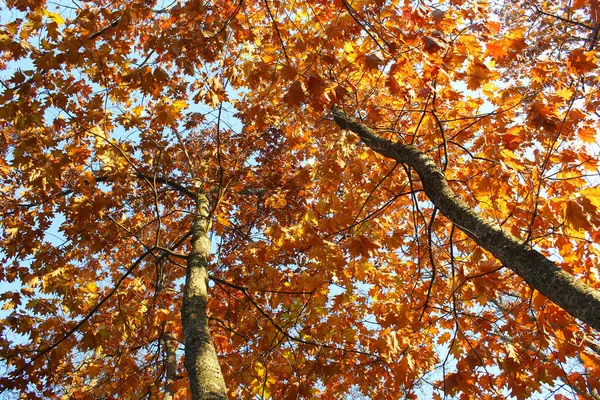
xmin=422 ymin=35 xmax=444 ymax=53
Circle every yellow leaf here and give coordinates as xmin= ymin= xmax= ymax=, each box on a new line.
xmin=357 ymin=150 xmax=369 ymax=160
xmin=45 ymin=11 xmax=65 ymax=25
xmin=590 ymin=243 xmax=600 ymax=257
xmin=90 ymin=126 xmax=107 ymax=139
xmin=262 ymin=48 xmax=277 ymax=63
xmin=254 ymin=361 xmax=265 ymax=377
xmin=302 ymin=209 xmax=318 ymax=226
xmin=217 ymin=213 xmax=231 ymax=227
xmin=172 ymin=100 xmax=187 ymax=111
xmin=343 ymin=41 xmax=356 ymax=54
xmin=581 ymin=187 xmax=600 ymax=208
xmin=86 ymin=282 xmax=98 ymax=293
xmin=500 ymin=149 xmax=525 ymax=172
xmin=132 ymin=105 xmax=144 ymax=116
xmin=555 ymin=88 xmax=573 ymax=100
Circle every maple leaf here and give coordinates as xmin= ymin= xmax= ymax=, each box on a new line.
xmin=577 ymin=126 xmax=597 ymax=143
xmin=467 ymin=58 xmax=491 ymax=90
xmin=283 ymin=80 xmax=306 ymax=107
xmin=527 ymin=102 xmax=561 ymax=131
xmin=386 ymin=74 xmax=402 ymax=95
xmin=485 ymin=40 xmax=507 ymax=60
xmin=567 ymin=49 xmax=598 ymax=74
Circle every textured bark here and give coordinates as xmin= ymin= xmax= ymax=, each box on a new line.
xmin=181 ymin=194 xmax=228 ymax=400
xmin=332 ymin=108 xmax=600 ymax=331
xmin=162 ymin=334 xmax=177 ymax=400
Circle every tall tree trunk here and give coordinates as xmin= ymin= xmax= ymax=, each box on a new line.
xmin=162 ymin=333 xmax=177 ymax=400
xmin=181 ymin=194 xmax=228 ymax=400
xmin=332 ymin=108 xmax=600 ymax=331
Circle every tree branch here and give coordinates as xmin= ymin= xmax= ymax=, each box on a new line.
xmin=1 ymin=248 xmax=154 ymax=393
xmin=132 ymin=172 xmax=198 ymax=199
xmin=331 ymin=107 xmax=600 ymax=332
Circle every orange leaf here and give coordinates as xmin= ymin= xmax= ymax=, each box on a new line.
xmin=466 ymin=58 xmax=490 ymax=90
xmin=564 ymin=198 xmax=594 ymax=233
xmin=567 ymin=49 xmax=597 ymax=74
xmin=386 ymin=74 xmax=402 ymax=95
xmin=283 ymin=81 xmax=306 ymax=107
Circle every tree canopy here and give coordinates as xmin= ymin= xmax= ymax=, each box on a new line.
xmin=1 ymin=0 xmax=600 ymax=398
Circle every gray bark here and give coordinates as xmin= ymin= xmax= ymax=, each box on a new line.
xmin=181 ymin=194 xmax=228 ymax=400
xmin=332 ymin=108 xmax=600 ymax=331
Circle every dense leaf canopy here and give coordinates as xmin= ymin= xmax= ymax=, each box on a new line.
xmin=1 ymin=0 xmax=600 ymax=398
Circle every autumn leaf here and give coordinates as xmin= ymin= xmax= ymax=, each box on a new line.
xmin=467 ymin=58 xmax=491 ymax=90
xmin=365 ymin=54 xmax=385 ymax=69
xmin=386 ymin=74 xmax=402 ymax=95
xmin=422 ymin=35 xmax=444 ymax=53
xmin=567 ymin=49 xmax=598 ymax=74
xmin=563 ymin=197 xmax=594 ymax=234
xmin=580 ymin=352 xmax=600 ymax=371
xmin=577 ymin=126 xmax=597 ymax=143
xmin=527 ymin=102 xmax=561 ymax=131
xmin=283 ymin=80 xmax=306 ymax=107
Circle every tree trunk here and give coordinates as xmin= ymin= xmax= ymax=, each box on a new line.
xmin=332 ymin=108 xmax=600 ymax=331
xmin=162 ymin=333 xmax=177 ymax=400
xmin=181 ymin=194 xmax=228 ymax=400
